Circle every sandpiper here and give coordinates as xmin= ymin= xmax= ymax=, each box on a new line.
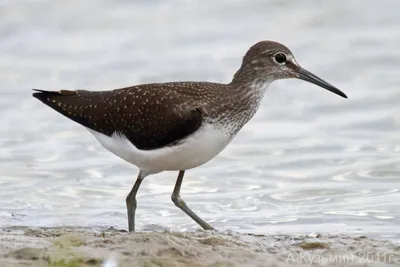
xmin=33 ymin=40 xmax=347 ymax=232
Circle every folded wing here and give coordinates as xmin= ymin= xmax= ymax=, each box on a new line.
xmin=32 ymin=86 xmax=203 ymax=150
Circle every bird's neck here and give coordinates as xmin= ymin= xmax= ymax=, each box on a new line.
xmin=230 ymin=66 xmax=272 ymax=101
xmin=211 ymin=67 xmax=272 ymax=135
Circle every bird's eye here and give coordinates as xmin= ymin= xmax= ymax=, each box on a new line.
xmin=274 ymin=53 xmax=287 ymax=64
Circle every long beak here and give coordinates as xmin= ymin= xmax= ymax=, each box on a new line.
xmin=297 ymin=67 xmax=347 ymax=99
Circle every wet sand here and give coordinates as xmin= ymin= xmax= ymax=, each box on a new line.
xmin=0 ymin=227 xmax=398 ymax=267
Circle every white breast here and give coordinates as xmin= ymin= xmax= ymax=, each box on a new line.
xmin=87 ymin=123 xmax=233 ymax=175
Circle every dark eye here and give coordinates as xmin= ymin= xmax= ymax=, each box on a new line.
xmin=274 ymin=53 xmax=287 ymax=64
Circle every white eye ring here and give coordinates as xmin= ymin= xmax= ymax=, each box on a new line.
xmin=273 ymin=53 xmax=287 ymax=65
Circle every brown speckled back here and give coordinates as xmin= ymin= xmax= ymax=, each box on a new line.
xmin=32 ymin=81 xmax=255 ymax=150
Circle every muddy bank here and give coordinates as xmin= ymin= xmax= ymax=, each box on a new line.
xmin=0 ymin=227 xmax=399 ymax=267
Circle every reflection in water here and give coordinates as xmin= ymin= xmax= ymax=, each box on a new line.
xmin=0 ymin=0 xmax=399 ymax=242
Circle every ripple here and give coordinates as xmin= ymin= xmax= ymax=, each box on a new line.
xmin=217 ymin=205 xmax=259 ymax=212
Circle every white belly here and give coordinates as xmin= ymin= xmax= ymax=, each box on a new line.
xmin=87 ymin=123 xmax=233 ymax=175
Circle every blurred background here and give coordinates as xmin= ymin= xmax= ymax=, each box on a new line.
xmin=0 ymin=0 xmax=399 ymax=242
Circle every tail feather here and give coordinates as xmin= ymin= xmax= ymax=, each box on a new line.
xmin=32 ymin=89 xmax=78 ymax=98
xmin=32 ymin=89 xmax=57 ymax=94
xmin=32 ymin=89 xmax=77 ymax=110
xmin=31 ymin=88 xmax=111 ymax=135
xmin=32 ymin=89 xmax=92 ymax=126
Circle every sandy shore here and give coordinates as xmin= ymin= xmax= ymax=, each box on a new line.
xmin=0 ymin=227 xmax=399 ymax=267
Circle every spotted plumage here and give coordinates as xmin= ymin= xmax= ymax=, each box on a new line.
xmin=32 ymin=40 xmax=347 ymax=232
xmin=32 ymin=80 xmax=264 ymax=151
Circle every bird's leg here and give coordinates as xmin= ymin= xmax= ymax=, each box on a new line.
xmin=171 ymin=170 xmax=214 ymax=230
xmin=126 ymin=170 xmax=146 ymax=232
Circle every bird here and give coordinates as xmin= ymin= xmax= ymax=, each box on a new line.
xmin=32 ymin=40 xmax=347 ymax=232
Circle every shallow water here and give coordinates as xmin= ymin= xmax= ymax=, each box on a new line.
xmin=0 ymin=0 xmax=399 ymax=242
